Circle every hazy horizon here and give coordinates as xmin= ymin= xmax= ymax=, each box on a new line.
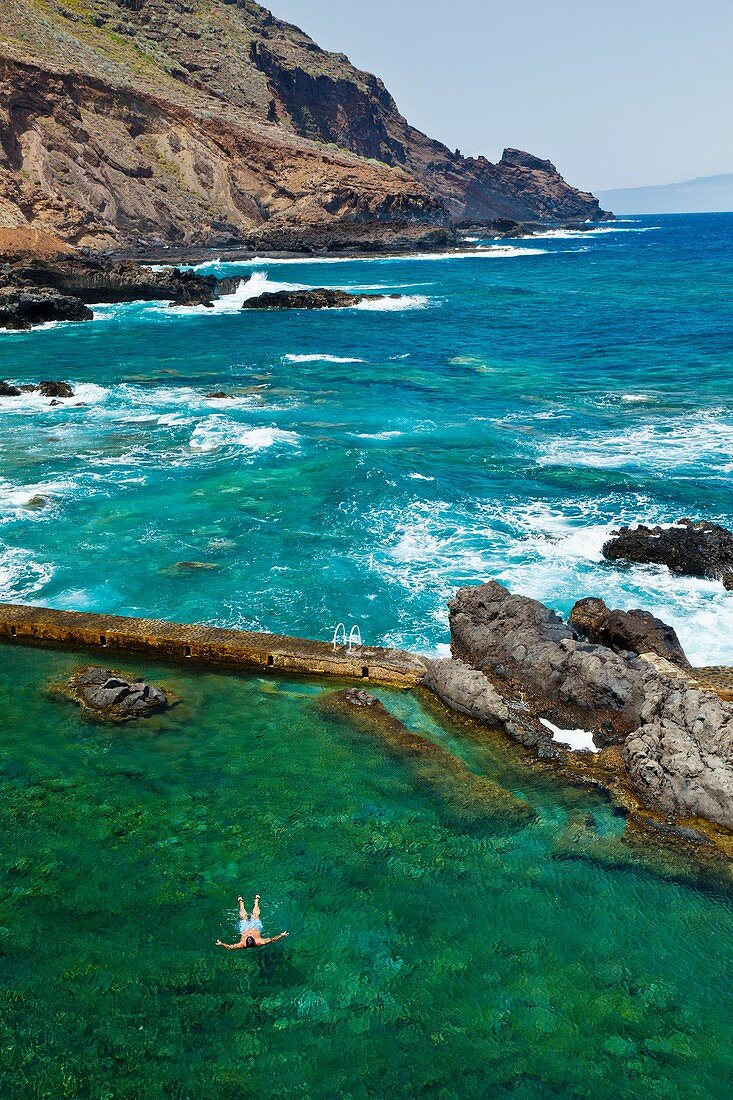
xmin=269 ymin=0 xmax=733 ymax=195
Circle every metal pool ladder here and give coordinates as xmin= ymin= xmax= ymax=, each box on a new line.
xmin=332 ymin=623 xmax=363 ymax=653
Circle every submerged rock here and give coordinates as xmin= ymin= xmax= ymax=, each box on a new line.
xmin=241 ymin=288 xmax=400 ymax=310
xmin=66 ymin=666 xmax=169 ymax=721
xmin=603 ymin=519 xmax=733 ymax=590
xmin=569 ymin=597 xmax=690 ymax=668
xmin=320 ymin=688 xmax=534 ymax=830
xmin=161 ymin=561 xmax=222 ymax=575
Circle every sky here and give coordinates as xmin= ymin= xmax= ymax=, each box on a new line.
xmin=268 ymin=0 xmax=733 ymax=192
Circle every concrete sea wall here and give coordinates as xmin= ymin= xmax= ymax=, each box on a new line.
xmin=0 ymin=603 xmax=427 ymax=687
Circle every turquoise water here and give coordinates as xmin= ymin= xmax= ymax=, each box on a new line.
xmin=2 ymin=214 xmax=733 ymax=663
xmin=3 ymin=643 xmax=733 ymax=1098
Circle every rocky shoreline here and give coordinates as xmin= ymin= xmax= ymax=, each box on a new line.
xmin=0 ymin=237 xmax=239 ymax=331
xmin=424 ymin=580 xmax=733 ymax=844
xmin=0 ymin=218 xmax=605 ymax=331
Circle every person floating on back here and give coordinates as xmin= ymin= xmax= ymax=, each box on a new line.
xmin=216 ymin=894 xmax=289 ymax=950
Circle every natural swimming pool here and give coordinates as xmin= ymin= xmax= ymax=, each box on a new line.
xmin=2 ymin=643 xmax=733 ymax=1098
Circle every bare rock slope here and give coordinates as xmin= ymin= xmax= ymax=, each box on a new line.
xmin=0 ymin=0 xmax=606 ymax=249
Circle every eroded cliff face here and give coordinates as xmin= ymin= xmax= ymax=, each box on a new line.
xmin=0 ymin=0 xmax=606 ymax=249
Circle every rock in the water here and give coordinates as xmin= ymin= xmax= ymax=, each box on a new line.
xmin=320 ymin=688 xmax=535 ymax=830
xmin=449 ymin=581 xmax=647 ymax=743
xmin=207 ymin=391 xmax=231 ymax=399
xmin=343 ymin=688 xmax=378 ymax=708
xmin=66 ymin=666 xmax=169 ymax=721
xmin=38 ymin=380 xmax=74 ymax=398
xmin=0 ymin=381 xmax=21 ymax=396
xmin=161 ymin=561 xmax=222 ymax=575
xmin=624 ymin=681 xmax=733 ymax=828
xmin=0 ymin=286 xmax=93 ymax=330
xmin=603 ymin=519 xmax=733 ymax=590
xmin=569 ymin=597 xmax=690 ymax=668
xmin=241 ymin=288 xmax=399 ymax=311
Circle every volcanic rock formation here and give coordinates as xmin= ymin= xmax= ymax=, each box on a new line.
xmin=241 ymin=287 xmax=399 ymax=310
xmin=448 ymin=580 xmax=647 ymax=744
xmin=430 ymin=581 xmax=733 ymax=831
xmin=0 ymin=236 xmax=238 ymax=327
xmin=0 ymin=1 xmax=607 ymax=250
xmin=65 ymin=666 xmax=169 ymax=721
xmin=603 ymin=520 xmax=733 ymax=591
xmin=569 ymin=597 xmax=691 ymax=669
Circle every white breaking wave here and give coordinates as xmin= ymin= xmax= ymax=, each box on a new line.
xmin=0 ymin=478 xmax=78 ymax=522
xmin=190 ymin=246 xmax=549 ymax=269
xmin=284 ymin=354 xmax=364 ymax=364
xmin=363 ymin=496 xmax=733 ymax=666
xmin=353 ymin=294 xmax=430 ymax=312
xmin=518 ymin=226 xmax=661 ymax=240
xmin=356 ymin=430 xmax=404 ymax=441
xmin=0 ymin=544 xmax=53 ymax=600
xmin=189 ymin=417 xmax=300 ymax=453
xmin=537 ymin=411 xmax=733 ymax=474
xmin=168 ymin=272 xmax=307 ymax=316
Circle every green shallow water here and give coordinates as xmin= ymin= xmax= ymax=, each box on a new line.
xmin=2 ymin=645 xmax=733 ymax=1098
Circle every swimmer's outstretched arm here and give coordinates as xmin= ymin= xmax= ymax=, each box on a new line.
xmin=216 ymin=938 xmax=247 ymax=950
xmin=262 ymin=932 xmax=289 ymax=944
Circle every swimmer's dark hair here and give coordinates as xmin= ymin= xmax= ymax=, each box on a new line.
xmin=245 ymin=935 xmax=256 ymax=949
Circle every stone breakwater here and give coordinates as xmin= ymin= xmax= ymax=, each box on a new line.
xmin=0 ymin=603 xmax=426 ymax=688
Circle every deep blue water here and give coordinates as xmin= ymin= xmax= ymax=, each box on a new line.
xmin=1 ymin=214 xmax=732 ymax=661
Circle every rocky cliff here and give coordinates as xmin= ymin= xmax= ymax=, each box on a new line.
xmin=0 ymin=0 xmax=606 ymax=250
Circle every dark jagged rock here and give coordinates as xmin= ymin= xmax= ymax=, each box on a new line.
xmin=603 ymin=519 xmax=733 ymax=590
xmin=342 ymin=687 xmax=378 ymax=708
xmin=242 ymin=288 xmax=399 ymax=311
xmin=66 ymin=666 xmax=169 ymax=721
xmin=449 ymin=581 xmax=647 ymax=743
xmin=38 ymin=380 xmax=74 ymax=398
xmin=0 ymin=286 xmax=93 ymax=331
xmin=0 ymin=381 xmax=21 ymax=396
xmin=0 ymin=249 xmax=240 ymax=330
xmin=5 ymin=252 xmax=229 ymax=307
xmin=437 ymin=580 xmax=733 ymax=830
xmin=569 ymin=597 xmax=691 ymax=669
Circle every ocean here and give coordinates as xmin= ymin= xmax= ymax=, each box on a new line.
xmin=2 ymin=213 xmax=733 ymax=662
xmin=2 ymin=213 xmax=733 ymax=1097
